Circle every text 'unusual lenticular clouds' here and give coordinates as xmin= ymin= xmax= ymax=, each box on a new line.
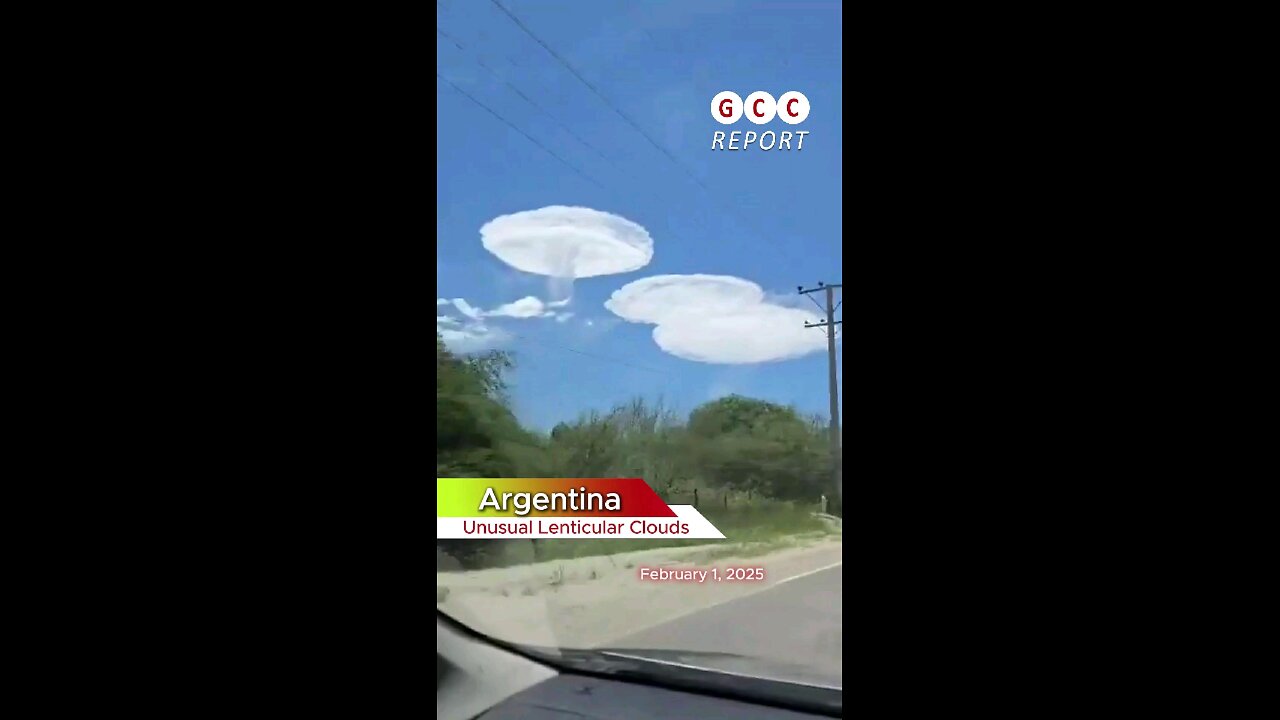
xmin=605 ymin=274 xmax=828 ymax=364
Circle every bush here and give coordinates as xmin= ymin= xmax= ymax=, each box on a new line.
xmin=437 ymin=539 xmax=497 ymax=570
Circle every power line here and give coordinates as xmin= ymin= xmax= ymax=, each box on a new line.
xmin=443 ymin=5 xmax=829 ymax=314
xmin=485 ymin=0 xmax=792 ymax=260
xmin=509 ymin=331 xmax=673 ymax=377
xmin=436 ymin=71 xmax=606 ymax=191
xmin=486 ymin=0 xmax=688 ymax=171
xmin=437 ymin=26 xmax=611 ymax=163
xmin=506 ymin=330 xmax=684 ymax=423
xmin=436 ymin=24 xmax=713 ymax=257
xmin=442 ymin=319 xmax=671 ymax=377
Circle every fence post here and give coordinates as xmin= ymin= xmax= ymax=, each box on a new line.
xmin=724 ymin=492 xmax=728 ymax=509
xmin=693 ymin=488 xmax=698 ymax=508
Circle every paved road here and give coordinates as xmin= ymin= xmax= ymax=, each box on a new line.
xmin=608 ymin=564 xmax=843 ymax=688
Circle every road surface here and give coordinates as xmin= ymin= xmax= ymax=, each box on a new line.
xmin=607 ymin=564 xmax=843 ymax=688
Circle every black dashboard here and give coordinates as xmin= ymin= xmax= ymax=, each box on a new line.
xmin=437 ymin=613 xmax=841 ymax=720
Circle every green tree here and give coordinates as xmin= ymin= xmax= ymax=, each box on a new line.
xmin=683 ymin=395 xmax=827 ymax=501
xmin=436 ymin=333 xmax=540 ymax=477
xmin=436 ymin=333 xmax=545 ymax=566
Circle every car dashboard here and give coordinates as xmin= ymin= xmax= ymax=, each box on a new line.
xmin=437 ymin=613 xmax=841 ymax=720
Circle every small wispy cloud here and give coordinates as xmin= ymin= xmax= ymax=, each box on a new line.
xmin=436 ymin=292 xmax=572 ymax=353
xmin=437 ymin=295 xmax=563 ymax=320
xmin=437 ymin=322 xmax=512 ymax=353
xmin=487 ymin=296 xmax=555 ymax=319
xmin=450 ymin=298 xmax=483 ymax=320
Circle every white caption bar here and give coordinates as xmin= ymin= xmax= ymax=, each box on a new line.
xmin=437 ymin=505 xmax=725 ymax=540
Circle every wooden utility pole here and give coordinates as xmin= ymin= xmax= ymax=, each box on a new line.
xmin=799 ymin=282 xmax=842 ymax=513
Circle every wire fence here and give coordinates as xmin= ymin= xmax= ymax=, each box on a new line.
xmin=660 ymin=487 xmax=830 ymax=514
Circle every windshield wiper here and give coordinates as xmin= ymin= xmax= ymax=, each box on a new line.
xmin=437 ymin=612 xmax=840 ymax=716
xmin=517 ymin=646 xmax=842 ymax=717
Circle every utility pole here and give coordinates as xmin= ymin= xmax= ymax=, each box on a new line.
xmin=799 ymin=282 xmax=842 ymax=514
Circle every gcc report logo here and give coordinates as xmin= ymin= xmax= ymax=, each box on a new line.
xmin=710 ymin=91 xmax=810 ymax=152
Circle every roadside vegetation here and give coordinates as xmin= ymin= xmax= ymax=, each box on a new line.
xmin=437 ymin=333 xmax=841 ymax=569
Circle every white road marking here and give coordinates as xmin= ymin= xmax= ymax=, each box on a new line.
xmin=598 ymin=650 xmax=844 ymax=690
xmin=771 ymin=560 xmax=843 ymax=587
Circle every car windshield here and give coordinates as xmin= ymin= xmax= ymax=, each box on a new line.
xmin=436 ymin=0 xmax=842 ymax=704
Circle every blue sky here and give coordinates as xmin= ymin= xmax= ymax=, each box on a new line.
xmin=436 ymin=0 xmax=842 ymax=431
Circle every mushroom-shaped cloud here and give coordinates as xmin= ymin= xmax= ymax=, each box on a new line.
xmin=605 ymin=274 xmax=828 ymax=364
xmin=480 ymin=206 xmax=654 ymax=286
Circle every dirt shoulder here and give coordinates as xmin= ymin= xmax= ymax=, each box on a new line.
xmin=437 ymin=533 xmax=842 ymax=649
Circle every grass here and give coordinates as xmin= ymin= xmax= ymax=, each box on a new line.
xmin=457 ymin=501 xmax=836 ymax=569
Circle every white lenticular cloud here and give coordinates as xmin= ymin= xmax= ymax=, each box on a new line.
xmin=480 ymin=206 xmax=654 ymax=299
xmin=605 ymin=274 xmax=764 ymax=324
xmin=605 ymin=274 xmax=829 ymax=364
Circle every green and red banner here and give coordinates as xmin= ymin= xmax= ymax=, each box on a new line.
xmin=436 ymin=478 xmax=724 ymax=539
